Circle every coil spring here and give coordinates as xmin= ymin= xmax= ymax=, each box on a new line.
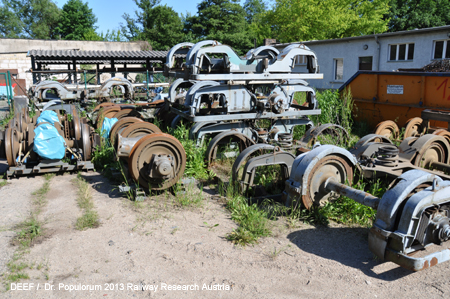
xmin=375 ymin=145 xmax=399 ymax=167
xmin=278 ymin=133 xmax=293 ymax=149
xmin=257 ymin=130 xmax=269 ymax=143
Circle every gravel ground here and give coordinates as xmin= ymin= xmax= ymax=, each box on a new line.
xmin=1 ymin=159 xmax=450 ymax=298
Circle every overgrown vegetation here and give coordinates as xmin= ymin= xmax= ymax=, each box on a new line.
xmin=169 ymin=122 xmax=211 ymax=181
xmin=2 ymin=174 xmax=54 ymax=289
xmin=73 ymin=173 xmax=100 ymax=230
xmin=221 ymin=182 xmax=271 ymax=245
xmin=321 ymin=175 xmax=385 ymax=226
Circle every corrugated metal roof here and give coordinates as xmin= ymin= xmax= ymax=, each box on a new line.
xmin=27 ymin=49 xmax=171 ymax=61
xmin=36 ymin=60 xmax=162 ymax=64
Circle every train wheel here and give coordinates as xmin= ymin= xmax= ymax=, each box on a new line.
xmin=374 ymin=120 xmax=399 ymax=140
xmin=128 ymin=133 xmax=186 ymax=190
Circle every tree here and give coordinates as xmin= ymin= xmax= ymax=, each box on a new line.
xmin=121 ymin=0 xmax=185 ymax=50
xmin=184 ymin=0 xmax=254 ymax=54
xmin=256 ymin=0 xmax=390 ymax=43
xmin=55 ymin=0 xmax=97 ymax=40
xmin=243 ymin=0 xmax=267 ymax=23
xmin=0 ymin=0 xmax=61 ymax=39
xmin=387 ymin=0 xmax=450 ymax=32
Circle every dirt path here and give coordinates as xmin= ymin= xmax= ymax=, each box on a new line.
xmin=1 ymin=161 xmax=449 ymax=298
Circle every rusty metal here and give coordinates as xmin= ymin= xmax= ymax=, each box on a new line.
xmin=205 ymin=130 xmax=255 ymax=168
xmin=324 ymin=177 xmax=380 ymax=209
xmin=300 ymin=123 xmax=350 ymax=147
xmin=127 ymin=133 xmax=186 ymax=190
xmin=120 ymin=122 xmax=161 ymax=138
xmin=286 ymin=144 xmax=450 ymax=271
xmin=109 ymin=117 xmax=144 ymax=144
xmin=374 ymin=120 xmax=400 ymax=139
xmin=404 ymin=117 xmax=425 ymax=138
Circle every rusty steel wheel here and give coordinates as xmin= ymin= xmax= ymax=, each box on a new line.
xmin=26 ymin=122 xmax=38 ymax=161
xmin=404 ymin=117 xmax=425 ymax=139
xmin=302 ymin=155 xmax=354 ymax=209
xmin=71 ymin=106 xmax=82 ymax=143
xmin=374 ymin=120 xmax=399 ymax=140
xmin=5 ymin=127 xmax=20 ymax=167
xmin=205 ymin=131 xmax=255 ymax=168
xmin=413 ymin=135 xmax=449 ymax=168
xmin=121 ymin=122 xmax=162 ymax=138
xmin=0 ymin=130 xmax=5 ymax=159
xmin=128 ymin=133 xmax=186 ymax=190
xmin=432 ymin=129 xmax=450 ymax=145
xmin=96 ymin=106 xmax=121 ymax=130
xmin=93 ymin=102 xmax=116 ymax=112
xmin=113 ymin=109 xmax=141 ymax=120
xmin=109 ymin=117 xmax=144 ymax=144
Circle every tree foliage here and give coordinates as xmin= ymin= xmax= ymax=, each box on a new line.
xmin=184 ymin=0 xmax=254 ymax=55
xmin=55 ymin=0 xmax=97 ymax=40
xmin=387 ymin=0 xmax=450 ymax=32
xmin=243 ymin=0 xmax=267 ymax=23
xmin=255 ymin=0 xmax=390 ymax=43
xmin=121 ymin=0 xmax=184 ymax=50
xmin=0 ymin=0 xmax=61 ymax=39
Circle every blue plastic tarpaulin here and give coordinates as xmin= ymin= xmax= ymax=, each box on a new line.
xmin=101 ymin=117 xmax=118 ymax=139
xmin=33 ymin=123 xmax=66 ymax=160
xmin=36 ymin=110 xmax=60 ymax=125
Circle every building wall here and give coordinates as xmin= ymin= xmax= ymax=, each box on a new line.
xmin=279 ymin=28 xmax=450 ymax=90
xmin=0 ymin=38 xmax=150 ymax=92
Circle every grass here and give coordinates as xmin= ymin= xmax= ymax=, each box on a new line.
xmin=169 ymin=122 xmax=211 ymax=181
xmin=32 ymin=174 xmax=54 ymax=209
xmin=221 ymin=182 xmax=271 ymax=245
xmin=2 ymin=174 xmax=55 ymax=290
xmin=73 ymin=173 xmax=100 ymax=230
xmin=0 ymin=180 xmax=7 ymax=188
xmin=15 ymin=217 xmax=42 ymax=248
xmin=173 ymin=182 xmax=204 ymax=208
xmin=321 ymin=175 xmax=387 ymax=226
xmin=0 ymin=105 xmax=14 ymax=129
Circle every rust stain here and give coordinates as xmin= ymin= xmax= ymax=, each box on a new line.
xmin=422 ymin=260 xmax=429 ymax=269
xmin=430 ymin=257 xmax=438 ymax=267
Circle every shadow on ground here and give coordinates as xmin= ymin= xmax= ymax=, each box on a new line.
xmin=287 ymin=226 xmax=412 ymax=281
xmin=79 ymin=172 xmax=123 ymax=199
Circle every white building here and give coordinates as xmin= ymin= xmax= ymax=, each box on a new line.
xmin=274 ymin=25 xmax=450 ymax=90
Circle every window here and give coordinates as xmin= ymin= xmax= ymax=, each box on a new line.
xmin=359 ymin=56 xmax=373 ymax=71
xmin=433 ymin=40 xmax=450 ymax=59
xmin=334 ymin=58 xmax=343 ymax=81
xmin=388 ymin=43 xmax=414 ymax=61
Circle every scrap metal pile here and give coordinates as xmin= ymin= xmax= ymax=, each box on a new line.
xmin=0 ymin=105 xmax=99 ymax=177
xmin=3 ymin=40 xmax=450 ymax=272
xmin=163 ymin=41 xmax=347 ymax=163
xmin=422 ymin=59 xmax=450 ymax=72
xmin=232 ymin=132 xmax=450 ymax=271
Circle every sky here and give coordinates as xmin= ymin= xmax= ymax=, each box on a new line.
xmin=54 ymin=0 xmax=246 ymax=35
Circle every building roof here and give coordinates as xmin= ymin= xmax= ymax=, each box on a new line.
xmin=274 ymin=25 xmax=450 ymax=47
xmin=27 ymin=49 xmax=171 ymax=64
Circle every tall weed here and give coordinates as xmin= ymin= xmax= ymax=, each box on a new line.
xmin=169 ymin=122 xmax=210 ymax=180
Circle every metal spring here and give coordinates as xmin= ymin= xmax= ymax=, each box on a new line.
xmin=278 ymin=133 xmax=293 ymax=149
xmin=257 ymin=130 xmax=269 ymax=143
xmin=375 ymin=145 xmax=399 ymax=167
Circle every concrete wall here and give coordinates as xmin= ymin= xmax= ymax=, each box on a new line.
xmin=275 ymin=27 xmax=450 ymax=90
xmin=0 ymin=38 xmax=150 ymax=92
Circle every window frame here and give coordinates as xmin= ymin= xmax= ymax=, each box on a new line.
xmin=432 ymin=40 xmax=450 ymax=60
xmin=388 ymin=43 xmax=415 ymax=61
xmin=333 ymin=58 xmax=344 ymax=82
